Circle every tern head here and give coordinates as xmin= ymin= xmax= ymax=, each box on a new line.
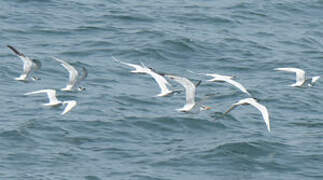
xmin=309 ymin=76 xmax=320 ymax=86
xmin=31 ymin=75 xmax=41 ymax=81
xmin=32 ymin=59 xmax=42 ymax=71
xmin=78 ymin=86 xmax=86 ymax=91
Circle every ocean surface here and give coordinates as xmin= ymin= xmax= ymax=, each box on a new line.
xmin=1 ymin=0 xmax=323 ymax=179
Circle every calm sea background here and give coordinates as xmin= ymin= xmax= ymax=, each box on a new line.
xmin=0 ymin=0 xmax=323 ymax=179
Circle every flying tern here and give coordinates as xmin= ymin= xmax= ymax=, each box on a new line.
xmin=274 ymin=67 xmax=320 ymax=87
xmin=113 ymin=57 xmax=173 ymax=96
xmin=145 ymin=68 xmax=173 ymax=97
xmin=165 ymin=74 xmax=199 ymax=112
xmin=24 ymin=89 xmax=77 ymax=115
xmin=188 ymin=70 xmax=250 ymax=96
xmin=52 ymin=57 xmax=87 ymax=91
xmin=7 ymin=45 xmax=41 ymax=81
xmin=224 ymin=98 xmax=270 ymax=132
xmin=112 ymin=56 xmax=149 ymax=74
xmin=205 ymin=73 xmax=251 ymax=96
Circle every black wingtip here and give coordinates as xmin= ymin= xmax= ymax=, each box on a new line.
xmin=151 ymin=69 xmax=166 ymax=76
xmin=7 ymin=45 xmax=24 ymax=56
xmin=149 ymin=68 xmax=168 ymax=77
xmin=195 ymin=80 xmax=202 ymax=87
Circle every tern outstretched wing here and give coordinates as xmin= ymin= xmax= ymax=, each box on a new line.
xmin=275 ymin=67 xmax=306 ymax=86
xmin=166 ymin=74 xmax=196 ymax=111
xmin=146 ymin=69 xmax=172 ymax=96
xmin=61 ymin=100 xmax=77 ymax=115
xmin=8 ymin=45 xmax=34 ymax=80
xmin=225 ymin=98 xmax=270 ymax=132
xmin=25 ymin=89 xmax=60 ymax=105
xmin=53 ymin=57 xmax=79 ymax=89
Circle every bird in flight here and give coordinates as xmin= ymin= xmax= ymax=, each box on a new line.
xmin=24 ymin=89 xmax=77 ymax=115
xmin=224 ymin=98 xmax=270 ymax=132
xmin=7 ymin=45 xmax=41 ymax=81
xmin=274 ymin=67 xmax=320 ymax=87
xmin=52 ymin=57 xmax=87 ymax=91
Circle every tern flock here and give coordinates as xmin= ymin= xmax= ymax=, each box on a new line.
xmin=7 ymin=45 xmax=321 ymax=133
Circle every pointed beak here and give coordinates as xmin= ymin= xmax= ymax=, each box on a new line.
xmin=200 ymin=105 xmax=212 ymax=111
xmin=204 ymin=106 xmax=212 ymax=110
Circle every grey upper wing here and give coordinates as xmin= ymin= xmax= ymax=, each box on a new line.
xmin=226 ymin=79 xmax=250 ymax=95
xmin=80 ymin=67 xmax=88 ymax=81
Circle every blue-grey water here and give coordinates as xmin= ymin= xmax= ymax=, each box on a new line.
xmin=1 ymin=0 xmax=323 ymax=179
